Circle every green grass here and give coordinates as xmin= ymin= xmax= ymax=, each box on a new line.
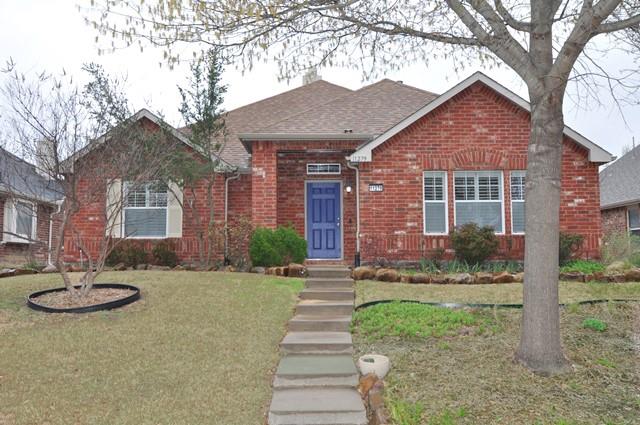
xmin=582 ymin=317 xmax=608 ymax=332
xmin=352 ymin=302 xmax=480 ymax=340
xmin=560 ymin=260 xmax=606 ymax=274
xmin=0 ymin=271 xmax=303 ymax=425
xmin=354 ymin=302 xmax=640 ymax=424
xmin=356 ymin=279 xmax=640 ymax=306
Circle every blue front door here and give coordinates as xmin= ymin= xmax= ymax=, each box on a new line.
xmin=306 ymin=182 xmax=341 ymax=259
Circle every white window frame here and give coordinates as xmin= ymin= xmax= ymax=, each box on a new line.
xmin=4 ymin=199 xmax=37 ymax=244
xmin=510 ymin=171 xmax=526 ymax=235
xmin=123 ymin=182 xmax=169 ymax=239
xmin=306 ymin=163 xmax=341 ymax=175
xmin=453 ymin=170 xmax=505 ymax=235
xmin=423 ymin=171 xmax=449 ymax=235
xmin=629 ymin=205 xmax=640 ymax=235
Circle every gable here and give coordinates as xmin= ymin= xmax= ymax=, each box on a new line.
xmin=348 ymin=72 xmax=613 ymax=164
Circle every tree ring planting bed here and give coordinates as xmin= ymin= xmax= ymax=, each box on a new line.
xmin=27 ymin=283 xmax=141 ymax=313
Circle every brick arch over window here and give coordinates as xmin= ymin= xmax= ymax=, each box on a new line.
xmin=419 ymin=148 xmax=527 ymax=171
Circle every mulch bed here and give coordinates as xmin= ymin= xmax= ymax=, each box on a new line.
xmin=31 ymin=287 xmax=136 ymax=309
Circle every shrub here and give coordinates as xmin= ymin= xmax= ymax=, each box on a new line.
xmin=560 ymin=259 xmax=605 ymax=274
xmin=151 ymin=241 xmax=178 ymax=267
xmin=582 ymin=318 xmax=607 ymax=332
xmin=106 ymin=241 xmax=148 ymax=267
xmin=601 ymin=231 xmax=640 ymax=265
xmin=559 ymin=232 xmax=584 ymax=265
xmin=249 ymin=226 xmax=307 ymax=267
xmin=450 ymin=223 xmax=499 ymax=265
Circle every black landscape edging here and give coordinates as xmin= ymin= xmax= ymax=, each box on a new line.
xmin=355 ymin=298 xmax=640 ymax=311
xmin=27 ymin=283 xmax=141 ymax=314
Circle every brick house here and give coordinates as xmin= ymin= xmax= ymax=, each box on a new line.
xmin=63 ymin=72 xmax=612 ymax=266
xmin=0 ymin=147 xmax=61 ymax=267
xmin=600 ymin=144 xmax=640 ymax=237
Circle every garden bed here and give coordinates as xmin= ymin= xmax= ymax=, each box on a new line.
xmin=27 ymin=284 xmax=139 ymax=313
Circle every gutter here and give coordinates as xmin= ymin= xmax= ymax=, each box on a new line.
xmin=224 ymin=170 xmax=241 ymax=263
xmin=345 ymin=161 xmax=361 ymax=267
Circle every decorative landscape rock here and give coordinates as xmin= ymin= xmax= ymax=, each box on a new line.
xmin=266 ymin=266 xmax=290 ymax=276
xmin=288 ymin=263 xmax=307 ymax=278
xmin=475 ymin=272 xmax=493 ymax=284
xmin=172 ymin=264 xmax=186 ymax=271
xmin=492 ymin=272 xmax=515 ymax=284
xmin=250 ymin=266 xmax=265 ymax=274
xmin=431 ymin=274 xmax=448 ymax=284
xmin=375 ymin=268 xmax=400 ymax=282
xmin=113 ymin=262 xmax=127 ymax=271
xmin=149 ymin=265 xmax=171 ymax=271
xmin=450 ymin=273 xmax=474 ymax=284
xmin=14 ymin=268 xmax=38 ymax=276
xmin=408 ymin=273 xmax=430 ymax=284
xmin=624 ymin=268 xmax=640 ymax=282
xmin=606 ymin=273 xmax=626 ymax=283
xmin=41 ymin=264 xmax=58 ymax=273
xmin=514 ymin=272 xmax=525 ymax=283
xmin=134 ymin=264 xmax=148 ymax=271
xmin=0 ymin=268 xmax=16 ymax=278
xmin=559 ymin=272 xmax=585 ymax=282
xmin=352 ymin=266 xmax=377 ymax=281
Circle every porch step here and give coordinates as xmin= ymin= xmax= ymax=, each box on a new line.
xmin=280 ymin=332 xmax=353 ymax=354
xmin=289 ymin=314 xmax=351 ymax=332
xmin=296 ymin=300 xmax=354 ymax=316
xmin=300 ymin=288 xmax=354 ymax=301
xmin=305 ymin=278 xmax=354 ymax=289
xmin=306 ymin=267 xmax=352 ymax=279
xmin=274 ymin=355 xmax=359 ymax=389
xmin=269 ymin=388 xmax=367 ymax=425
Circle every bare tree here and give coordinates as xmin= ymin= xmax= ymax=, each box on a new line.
xmin=87 ymin=0 xmax=640 ymax=375
xmin=1 ymin=62 xmax=179 ymax=296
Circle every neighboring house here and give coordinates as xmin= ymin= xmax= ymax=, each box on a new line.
xmin=0 ymin=147 xmax=61 ymax=266
xmin=600 ymin=144 xmax=640 ymax=237
xmin=63 ymin=72 xmax=613 ymax=266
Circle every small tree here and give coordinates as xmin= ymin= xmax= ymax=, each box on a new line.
xmin=164 ymin=49 xmax=231 ymax=268
xmin=1 ymin=62 xmax=178 ymax=296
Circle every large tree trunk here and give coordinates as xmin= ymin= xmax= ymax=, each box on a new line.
xmin=515 ymin=87 xmax=572 ymax=375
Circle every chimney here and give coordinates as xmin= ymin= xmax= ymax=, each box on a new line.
xmin=35 ymin=139 xmax=56 ymax=177
xmin=302 ymin=68 xmax=321 ymax=85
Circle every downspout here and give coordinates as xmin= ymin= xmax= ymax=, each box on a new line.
xmin=224 ymin=170 xmax=241 ymax=264
xmin=346 ymin=161 xmax=361 ymax=267
xmin=47 ymin=199 xmax=63 ymax=266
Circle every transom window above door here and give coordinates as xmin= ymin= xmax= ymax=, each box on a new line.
xmin=454 ymin=171 xmax=504 ymax=233
xmin=307 ymin=163 xmax=341 ymax=175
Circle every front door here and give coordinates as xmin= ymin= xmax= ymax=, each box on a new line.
xmin=306 ymin=181 xmax=342 ymax=259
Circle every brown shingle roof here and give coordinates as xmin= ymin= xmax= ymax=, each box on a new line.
xmin=204 ymin=80 xmax=353 ymax=168
xmin=255 ymin=79 xmax=438 ymax=136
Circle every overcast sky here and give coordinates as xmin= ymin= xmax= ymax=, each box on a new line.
xmin=1 ymin=0 xmax=638 ymax=158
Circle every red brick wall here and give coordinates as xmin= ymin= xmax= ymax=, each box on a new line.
xmin=0 ymin=196 xmax=55 ymax=266
xmin=358 ymin=82 xmax=602 ymax=262
xmin=601 ymin=206 xmax=629 ymax=235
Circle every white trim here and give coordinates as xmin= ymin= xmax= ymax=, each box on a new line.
xmin=628 ymin=205 xmax=640 ymax=233
xmin=122 ymin=181 xmax=169 ymax=239
xmin=348 ymin=72 xmax=613 ymax=164
xmin=423 ymin=171 xmax=449 ymax=235
xmin=510 ymin=170 xmax=526 ymax=235
xmin=452 ymin=170 xmax=505 ymax=235
xmin=3 ymin=198 xmax=37 ymax=244
xmin=307 ymin=163 xmax=342 ymax=175
xmin=304 ymin=180 xmax=344 ymax=260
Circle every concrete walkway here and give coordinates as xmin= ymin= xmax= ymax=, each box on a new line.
xmin=268 ymin=266 xmax=367 ymax=425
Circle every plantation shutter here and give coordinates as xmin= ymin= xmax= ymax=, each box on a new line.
xmin=166 ymin=182 xmax=183 ymax=238
xmin=2 ymin=199 xmax=13 ymax=242
xmin=105 ymin=179 xmax=123 ymax=238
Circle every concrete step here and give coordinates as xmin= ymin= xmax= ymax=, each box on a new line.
xmin=274 ymin=355 xmax=359 ymax=389
xmin=307 ymin=267 xmax=352 ymax=279
xmin=280 ymin=332 xmax=353 ymax=354
xmin=296 ymin=300 xmax=354 ymax=316
xmin=305 ymin=278 xmax=354 ymax=289
xmin=289 ymin=315 xmax=351 ymax=332
xmin=300 ymin=288 xmax=355 ymax=301
xmin=269 ymin=388 xmax=366 ymax=425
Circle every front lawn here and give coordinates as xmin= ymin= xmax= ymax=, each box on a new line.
xmin=356 ymin=280 xmax=640 ymax=306
xmin=0 ymin=271 xmax=303 ymax=425
xmin=353 ymin=282 xmax=640 ymax=424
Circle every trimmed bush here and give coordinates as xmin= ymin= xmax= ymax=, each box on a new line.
xmin=559 ymin=232 xmax=584 ymax=265
xmin=249 ymin=226 xmax=307 ymax=267
xmin=450 ymin=223 xmax=499 ymax=266
xmin=106 ymin=241 xmax=148 ymax=267
xmin=152 ymin=241 xmax=179 ymax=267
